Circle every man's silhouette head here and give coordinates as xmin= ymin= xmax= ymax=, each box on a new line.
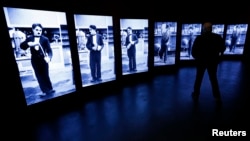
xmin=202 ymin=22 xmax=212 ymax=33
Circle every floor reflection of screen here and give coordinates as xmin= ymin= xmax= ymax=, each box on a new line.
xmin=212 ymin=24 xmax=224 ymax=38
xmin=120 ymin=19 xmax=148 ymax=75
xmin=74 ymin=14 xmax=116 ymax=87
xmin=180 ymin=23 xmax=202 ymax=60
xmin=154 ymin=22 xmax=177 ymax=66
xmin=3 ymin=7 xmax=76 ymax=106
xmin=224 ymin=24 xmax=248 ymax=55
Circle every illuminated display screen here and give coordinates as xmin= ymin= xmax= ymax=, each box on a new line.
xmin=224 ymin=24 xmax=248 ymax=55
xmin=3 ymin=7 xmax=76 ymax=106
xmin=120 ymin=18 xmax=149 ymax=75
xmin=154 ymin=21 xmax=177 ymax=66
xmin=74 ymin=14 xmax=116 ymax=87
xmin=180 ymin=23 xmax=202 ymax=60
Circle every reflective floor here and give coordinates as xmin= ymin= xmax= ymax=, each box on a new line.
xmin=11 ymin=60 xmax=249 ymax=140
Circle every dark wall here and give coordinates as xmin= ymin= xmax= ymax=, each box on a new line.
xmin=2 ymin=0 xmax=250 ymax=21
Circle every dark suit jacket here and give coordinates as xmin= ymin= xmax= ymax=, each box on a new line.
xmin=86 ymin=34 xmax=104 ymax=51
xmin=125 ymin=34 xmax=138 ymax=51
xmin=191 ymin=32 xmax=226 ymax=64
xmin=20 ymin=35 xmax=53 ymax=59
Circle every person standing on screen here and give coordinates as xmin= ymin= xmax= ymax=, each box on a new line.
xmin=76 ymin=29 xmax=88 ymax=50
xmin=159 ymin=23 xmax=170 ymax=63
xmin=187 ymin=26 xmax=195 ymax=58
xmin=121 ymin=29 xmax=127 ymax=47
xmin=125 ymin=27 xmax=138 ymax=72
xmin=191 ymin=22 xmax=226 ymax=103
xmin=229 ymin=25 xmax=240 ymax=53
xmin=12 ymin=28 xmax=27 ymax=58
xmin=86 ymin=25 xmax=104 ymax=83
xmin=20 ymin=23 xmax=55 ymax=96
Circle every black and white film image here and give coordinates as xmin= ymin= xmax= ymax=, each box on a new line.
xmin=3 ymin=7 xmax=76 ymax=106
xmin=74 ymin=14 xmax=116 ymax=87
xmin=224 ymin=24 xmax=248 ymax=55
xmin=212 ymin=24 xmax=225 ymax=38
xmin=180 ymin=23 xmax=202 ymax=60
xmin=154 ymin=22 xmax=177 ymax=66
xmin=120 ymin=19 xmax=148 ymax=75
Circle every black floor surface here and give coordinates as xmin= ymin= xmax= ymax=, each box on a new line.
xmin=8 ymin=60 xmax=249 ymax=140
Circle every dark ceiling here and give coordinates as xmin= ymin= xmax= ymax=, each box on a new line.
xmin=1 ymin=0 xmax=250 ymax=22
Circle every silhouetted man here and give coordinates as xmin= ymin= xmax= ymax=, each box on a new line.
xmin=191 ymin=22 xmax=226 ymax=103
